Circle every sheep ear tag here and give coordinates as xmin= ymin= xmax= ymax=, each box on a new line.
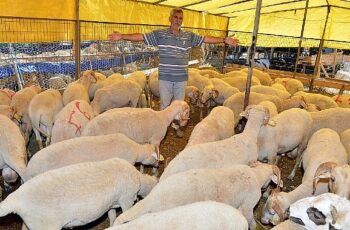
xmin=152 ymin=153 xmax=164 ymax=162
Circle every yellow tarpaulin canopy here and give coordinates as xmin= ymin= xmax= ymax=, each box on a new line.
xmin=0 ymin=0 xmax=349 ymax=49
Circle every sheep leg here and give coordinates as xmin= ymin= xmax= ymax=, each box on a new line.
xmin=33 ymin=128 xmax=43 ymax=149
xmin=108 ymin=209 xmax=117 ymax=227
xmin=287 ymin=136 xmax=309 ymax=180
xmin=239 ymin=205 xmax=256 ymax=230
xmin=273 ymin=155 xmax=282 ymax=165
xmin=140 ymin=164 xmax=144 ymax=173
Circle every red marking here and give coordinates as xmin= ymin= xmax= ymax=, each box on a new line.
xmin=0 ymin=89 xmax=14 ymax=99
xmin=334 ymin=95 xmax=342 ymax=104
xmin=67 ymin=101 xmax=91 ymax=135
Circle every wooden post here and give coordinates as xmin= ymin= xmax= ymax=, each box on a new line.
xmin=243 ymin=0 xmax=263 ymax=110
xmin=74 ymin=0 xmax=81 ymax=79
xmin=294 ymin=0 xmax=310 ymax=77
xmin=221 ymin=21 xmax=230 ymax=73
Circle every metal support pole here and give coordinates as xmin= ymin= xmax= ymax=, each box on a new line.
xmin=313 ymin=5 xmax=330 ymax=78
xmin=293 ymin=0 xmax=310 ymax=77
xmin=221 ymin=21 xmax=230 ymax=73
xmin=74 ymin=0 xmax=81 ymax=79
xmin=243 ymin=0 xmax=263 ymax=110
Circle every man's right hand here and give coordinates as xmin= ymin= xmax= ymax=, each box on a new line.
xmin=108 ymin=31 xmax=122 ymax=41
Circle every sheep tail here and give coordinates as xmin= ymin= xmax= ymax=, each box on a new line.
xmin=114 ymin=201 xmax=147 ymax=225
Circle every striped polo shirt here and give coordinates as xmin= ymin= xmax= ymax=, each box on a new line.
xmin=143 ymin=28 xmax=204 ymax=82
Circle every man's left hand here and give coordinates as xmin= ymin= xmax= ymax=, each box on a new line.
xmin=224 ymin=36 xmax=239 ymax=47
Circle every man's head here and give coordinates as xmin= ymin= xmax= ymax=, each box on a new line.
xmin=169 ymin=8 xmax=183 ymax=30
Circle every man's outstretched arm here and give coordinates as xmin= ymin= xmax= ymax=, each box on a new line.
xmin=204 ymin=35 xmax=239 ymax=46
xmin=108 ymin=31 xmax=144 ymax=42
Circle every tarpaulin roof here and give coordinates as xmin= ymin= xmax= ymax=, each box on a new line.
xmin=0 ymin=0 xmax=349 ymax=48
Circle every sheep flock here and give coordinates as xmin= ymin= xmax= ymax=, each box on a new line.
xmin=0 ymin=67 xmax=350 ymax=230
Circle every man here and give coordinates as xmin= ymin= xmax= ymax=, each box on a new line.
xmin=108 ymin=8 xmax=238 ymax=136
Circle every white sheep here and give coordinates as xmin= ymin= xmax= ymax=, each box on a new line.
xmin=51 ymin=100 xmax=95 ymax=144
xmin=293 ymin=91 xmax=338 ymax=110
xmin=340 ymin=129 xmax=350 ymax=159
xmin=313 ymin=163 xmax=350 ymax=200
xmin=0 ymin=114 xmax=27 ymax=189
xmin=274 ymin=77 xmax=304 ymax=95
xmin=116 ymin=162 xmax=281 ymax=229
xmin=210 ymin=78 xmax=240 ymax=105
xmin=187 ymin=71 xmax=218 ymax=106
xmin=108 ymin=201 xmax=248 ymax=230
xmin=289 ymin=193 xmax=350 ymax=230
xmin=90 ymin=80 xmax=143 ymax=115
xmin=82 ymin=100 xmax=190 ymax=158
xmin=28 ymin=89 xmax=63 ymax=149
xmin=332 ymin=94 xmax=350 ymax=108
xmin=257 ymin=108 xmax=312 ymax=164
xmin=160 ymin=105 xmax=270 ymax=181
xmin=0 ymin=88 xmax=15 ymax=106
xmin=127 ymin=71 xmax=147 ymax=91
xmin=0 ymin=105 xmax=14 ymax=119
xmin=251 ymin=85 xmax=291 ymax=99
xmin=88 ymin=72 xmax=107 ymax=100
xmin=186 ymin=106 xmax=235 ymax=147
xmin=24 ymin=133 xmax=159 ymax=181
xmin=258 ymin=101 xmax=278 ymax=117
xmin=240 ymin=68 xmax=273 ymax=86
xmin=62 ymin=70 xmax=97 ymax=105
xmin=0 ymin=158 xmax=157 ymax=229
xmin=223 ymin=92 xmax=306 ymax=126
xmin=222 ymin=76 xmax=261 ymax=92
xmin=198 ymin=68 xmax=224 ymax=78
xmin=261 ymin=129 xmax=348 ymax=226
xmin=11 ymin=85 xmax=42 ymax=143
xmin=224 ymin=70 xmax=246 ymax=78
xmin=271 ymin=83 xmax=288 ymax=92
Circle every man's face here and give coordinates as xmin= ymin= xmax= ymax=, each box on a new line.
xmin=169 ymin=12 xmax=183 ymax=29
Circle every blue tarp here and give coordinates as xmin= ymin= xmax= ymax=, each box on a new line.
xmin=0 ymin=52 xmax=158 ymax=78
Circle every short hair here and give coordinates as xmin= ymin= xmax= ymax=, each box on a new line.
xmin=170 ymin=8 xmax=183 ymax=17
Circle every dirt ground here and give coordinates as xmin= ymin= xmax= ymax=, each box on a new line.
xmin=0 ymin=99 xmax=303 ymax=230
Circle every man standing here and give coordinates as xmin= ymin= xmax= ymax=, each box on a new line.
xmin=108 ymin=8 xmax=238 ymax=111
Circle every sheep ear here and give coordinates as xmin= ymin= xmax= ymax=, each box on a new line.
xmin=212 ymin=89 xmax=219 ymax=98
xmin=270 ymin=175 xmax=283 ymax=188
xmin=330 ymin=205 xmax=338 ymax=224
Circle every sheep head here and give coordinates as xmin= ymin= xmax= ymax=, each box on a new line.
xmin=240 ymin=104 xmax=271 ymax=125
xmin=200 ymin=86 xmax=218 ymax=104
xmin=249 ymin=161 xmax=283 ymax=189
xmin=313 ymin=162 xmax=350 ymax=199
xmin=261 ymin=190 xmax=290 ymax=225
xmin=172 ymin=100 xmax=190 ymax=127
xmin=185 ymin=86 xmax=200 ymax=105
xmin=79 ymin=70 xmax=98 ymax=84
xmin=289 ymin=193 xmax=349 ymax=230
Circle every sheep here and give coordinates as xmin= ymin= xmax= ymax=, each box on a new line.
xmin=304 ymin=103 xmax=321 ymax=112
xmin=24 ymin=133 xmax=160 ymax=181
xmin=88 ymin=72 xmax=107 ymax=100
xmin=222 ymin=76 xmax=261 ymax=92
xmin=240 ymin=68 xmax=273 ymax=86
xmin=289 ymin=193 xmax=350 ymax=230
xmin=115 ymin=162 xmax=281 ymax=229
xmin=289 ymin=108 xmax=350 ymax=179
xmin=261 ymin=129 xmax=348 ymax=226
xmin=270 ymin=220 xmax=306 ymax=230
xmin=108 ymin=201 xmax=248 ymax=230
xmin=293 ymin=91 xmax=338 ymax=110
xmin=258 ymin=101 xmax=278 ymax=117
xmin=210 ymin=78 xmax=240 ymax=104
xmin=0 ymin=88 xmax=15 ymax=106
xmin=62 ymin=70 xmax=97 ymax=105
xmin=82 ymin=100 xmax=190 ymax=158
xmin=51 ymin=100 xmax=94 ymax=144
xmin=160 ymin=104 xmax=270 ymax=181
xmin=198 ymin=69 xmax=224 ymax=78
xmin=127 ymin=71 xmax=147 ymax=91
xmin=251 ymin=85 xmax=291 ymax=99
xmin=0 ymin=105 xmax=14 ymax=119
xmin=223 ymin=92 xmax=307 ymax=126
xmin=188 ymin=71 xmax=218 ymax=105
xmin=186 ymin=106 xmax=235 ymax=147
xmin=0 ymin=158 xmax=157 ymax=229
xmin=313 ymin=163 xmax=350 ymax=200
xmin=340 ymin=129 xmax=350 ymax=159
xmin=332 ymin=94 xmax=350 ymax=108
xmin=224 ymin=70 xmax=246 ymax=78
xmin=11 ymin=85 xmax=42 ymax=143
xmin=257 ymin=108 xmax=312 ymax=164
xmin=271 ymin=83 xmax=288 ymax=92
xmin=274 ymin=77 xmax=304 ymax=95
xmin=0 ymin=114 xmax=27 ymax=190
xmin=28 ymin=89 xmax=63 ymax=149
xmin=90 ymin=80 xmax=143 ymax=115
